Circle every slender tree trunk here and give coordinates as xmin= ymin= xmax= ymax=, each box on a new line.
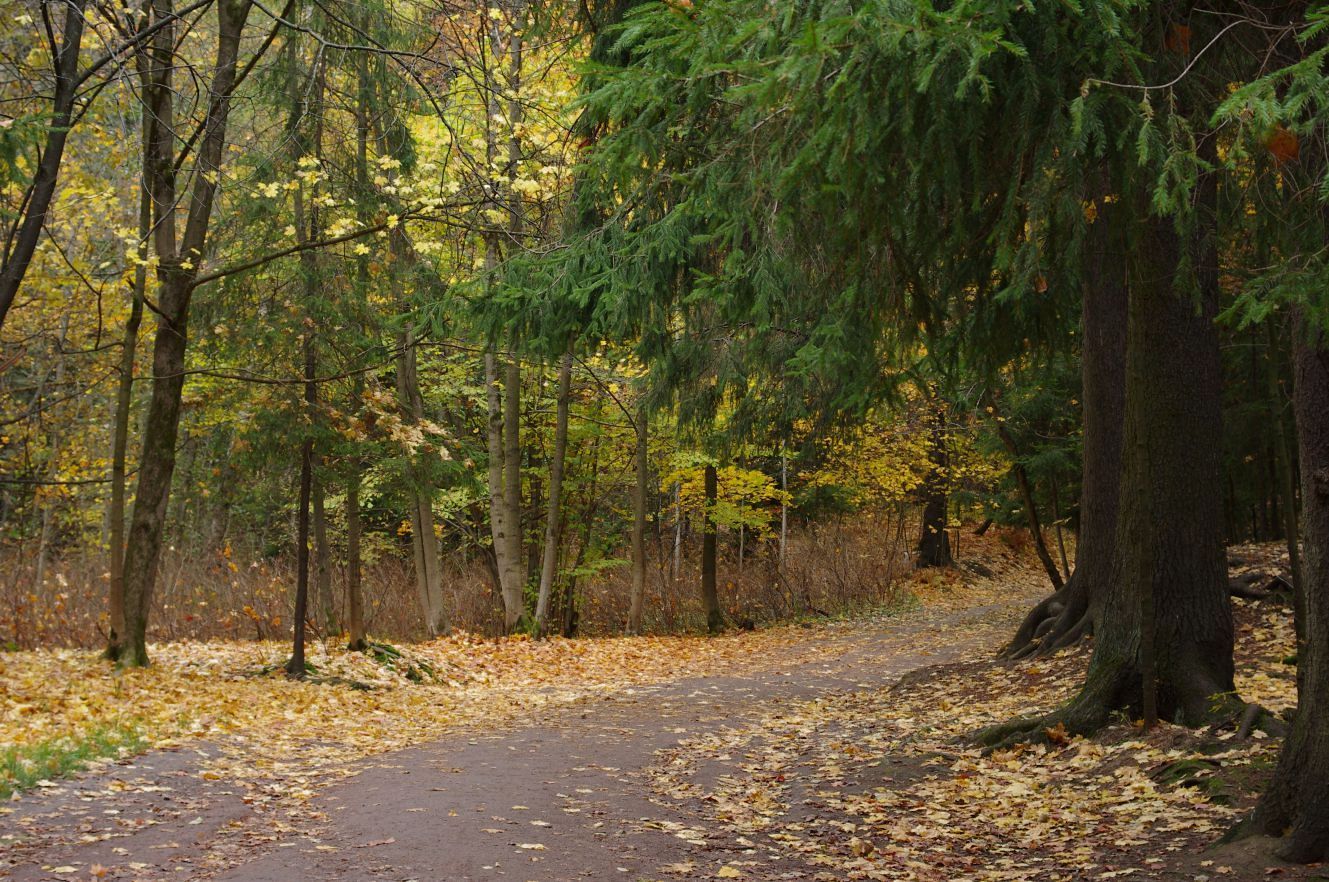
xmin=994 ymin=417 xmax=1064 ymax=590
xmin=1003 ymin=186 xmax=1127 ymax=659
xmin=1267 ymin=322 xmax=1304 ymax=594
xmin=627 ymin=407 xmax=648 ymax=635
xmin=1242 ymin=310 xmax=1329 ymax=862
xmin=485 ymin=352 xmax=514 ymax=628
xmin=395 ymin=323 xmax=446 ymax=636
xmin=106 ymin=118 xmax=150 ymax=662
xmin=1050 ymin=473 xmax=1071 ymax=579
xmin=672 ymin=484 xmax=683 ymax=581
xmin=345 ymin=470 xmax=366 ymax=651
xmin=313 ymin=477 xmax=334 ymax=634
xmin=0 ymin=0 xmax=87 ymax=331
xmin=702 ymin=463 xmax=722 ymax=634
xmin=535 ymin=352 xmax=572 ymax=634
xmin=501 ymin=359 xmax=524 ymax=629
xmin=779 ymin=449 xmax=788 ymax=567
xmin=286 ymin=332 xmax=315 ymax=679
xmin=916 ymin=406 xmax=952 ymax=568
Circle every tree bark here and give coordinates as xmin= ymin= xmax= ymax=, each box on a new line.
xmin=397 ymin=325 xmax=446 ymax=636
xmin=502 ymin=359 xmax=524 ymax=629
xmin=285 ymin=331 xmax=315 ymax=679
xmin=916 ymin=405 xmax=952 ymax=568
xmin=312 ymin=476 xmax=334 ymax=634
xmin=535 ymin=352 xmax=572 ymax=634
xmin=118 ymin=0 xmax=254 ymax=667
xmin=627 ymin=406 xmax=648 ymax=635
xmin=1242 ymin=311 xmax=1329 ymax=862
xmin=485 ymin=352 xmax=522 ymax=630
xmin=985 ymin=204 xmax=1234 ymax=744
xmin=1002 ymin=187 xmax=1127 ymax=659
xmin=0 ymin=0 xmax=87 ymax=331
xmin=106 ymin=67 xmax=155 ymax=660
xmin=702 ymin=463 xmax=722 ymax=633
xmin=1267 ymin=322 xmax=1304 ymax=594
xmin=345 ymin=470 xmax=366 ymax=651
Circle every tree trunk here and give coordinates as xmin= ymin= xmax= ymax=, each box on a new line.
xmin=313 ymin=476 xmax=335 ymax=634
xmin=535 ymin=353 xmax=572 ymax=634
xmin=627 ymin=407 xmax=648 ymax=635
xmin=345 ymin=471 xmax=366 ymax=651
xmin=702 ymin=463 xmax=722 ymax=634
xmin=1241 ymin=311 xmax=1329 ymax=862
xmin=502 ymin=359 xmax=524 ymax=629
xmin=397 ymin=325 xmax=446 ymax=636
xmin=1002 ymin=186 xmax=1127 ymax=659
xmin=779 ymin=449 xmax=789 ymax=566
xmin=1267 ymin=322 xmax=1304 ymax=594
xmin=119 ymin=0 xmax=254 ymax=667
xmin=106 ymin=105 xmax=151 ymax=662
xmin=485 ymin=352 xmax=522 ymax=630
xmin=994 ymin=417 xmax=1064 ymax=591
xmin=916 ymin=406 xmax=952 ymax=568
xmin=285 ymin=332 xmax=315 ymax=679
xmin=0 ymin=0 xmax=86 ymax=331
xmin=986 ymin=207 xmax=1233 ymax=744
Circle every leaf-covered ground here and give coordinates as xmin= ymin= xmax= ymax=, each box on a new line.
xmin=0 ymin=539 xmax=1315 ymax=881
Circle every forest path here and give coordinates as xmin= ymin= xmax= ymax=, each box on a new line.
xmin=1 ymin=587 xmax=1037 ymax=882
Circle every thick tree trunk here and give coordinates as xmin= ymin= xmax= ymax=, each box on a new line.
xmin=702 ymin=463 xmax=722 ymax=633
xmin=1242 ymin=312 xmax=1329 ymax=862
xmin=986 ymin=209 xmax=1234 ymax=744
xmin=916 ymin=406 xmax=952 ymax=568
xmin=117 ymin=0 xmax=254 ymax=667
xmin=1003 ymin=188 xmax=1127 ymax=659
xmin=535 ymin=353 xmax=572 ymax=634
xmin=345 ymin=471 xmax=366 ymax=651
xmin=627 ymin=407 xmax=648 ymax=635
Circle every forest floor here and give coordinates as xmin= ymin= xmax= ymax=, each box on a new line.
xmin=0 ymin=537 xmax=1318 ymax=882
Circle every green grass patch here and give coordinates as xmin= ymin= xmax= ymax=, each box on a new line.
xmin=0 ymin=724 xmax=147 ymax=799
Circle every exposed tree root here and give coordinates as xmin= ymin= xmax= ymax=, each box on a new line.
xmin=1000 ymin=573 xmax=1093 ymax=660
xmin=975 ymin=662 xmax=1271 ymax=753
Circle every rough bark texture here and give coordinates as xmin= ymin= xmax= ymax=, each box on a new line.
xmin=984 ymin=204 xmax=1234 ymax=744
xmin=1003 ymin=190 xmax=1127 ymax=659
xmin=916 ymin=406 xmax=952 ymax=568
xmin=702 ymin=464 xmax=722 ymax=634
xmin=535 ymin=353 xmax=572 ymax=634
xmin=1243 ymin=313 xmax=1329 ymax=862
xmin=119 ymin=0 xmax=253 ymax=667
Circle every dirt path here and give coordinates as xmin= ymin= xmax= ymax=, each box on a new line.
xmin=1 ymin=597 xmax=1030 ymax=881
